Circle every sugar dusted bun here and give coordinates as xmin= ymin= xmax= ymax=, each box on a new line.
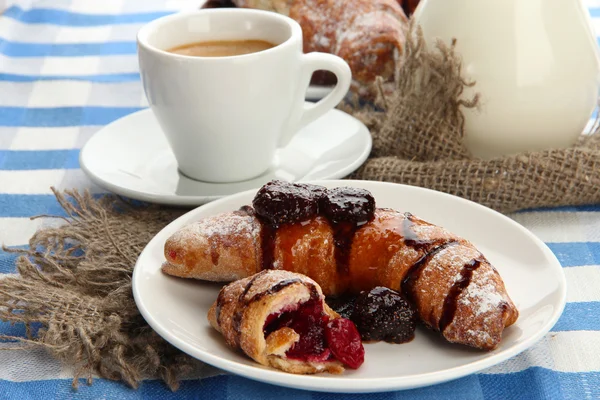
xmin=230 ymin=0 xmax=409 ymax=96
xmin=162 ymin=207 xmax=261 ymax=282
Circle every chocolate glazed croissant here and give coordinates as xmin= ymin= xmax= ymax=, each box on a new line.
xmin=208 ymin=269 xmax=364 ymax=373
xmin=164 ymin=207 xmax=519 ymax=350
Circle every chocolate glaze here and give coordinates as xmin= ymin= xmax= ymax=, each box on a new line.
xmin=259 ymin=220 xmax=277 ymax=270
xmin=438 ymin=259 xmax=482 ymax=332
xmin=231 ymin=272 xmax=263 ymax=345
xmin=249 ymin=202 xmax=453 ymax=280
xmin=230 ymin=272 xmax=306 ymax=344
xmin=332 ymin=221 xmax=358 ymax=275
xmin=239 ymin=271 xmax=263 ymax=300
xmin=249 ymin=184 xmax=375 ymax=273
xmin=400 ymin=213 xmax=465 ymax=319
xmin=237 ymin=206 xmax=275 ymax=271
xmin=262 ymin=278 xmax=303 ymax=300
xmin=401 ymin=240 xmax=459 ymax=302
xmin=238 ymin=205 xmax=282 ymax=271
xmin=254 ymin=213 xmax=367 ymax=274
xmin=215 ymin=289 xmax=226 ymax=326
xmin=403 ymin=212 xmax=449 ymax=250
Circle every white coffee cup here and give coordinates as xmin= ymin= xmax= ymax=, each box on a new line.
xmin=137 ymin=9 xmax=352 ymax=183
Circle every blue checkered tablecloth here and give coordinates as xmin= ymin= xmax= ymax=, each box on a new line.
xmin=1 ymin=0 xmax=600 ymax=399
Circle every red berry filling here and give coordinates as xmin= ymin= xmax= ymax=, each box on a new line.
xmin=325 ymin=318 xmax=364 ymax=369
xmin=263 ymin=298 xmax=364 ymax=368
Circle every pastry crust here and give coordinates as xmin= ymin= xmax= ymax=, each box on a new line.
xmin=233 ymin=0 xmax=293 ymax=15
xmin=162 ymin=209 xmax=261 ymax=282
xmin=207 ymin=270 xmax=344 ymax=374
xmin=289 ymin=0 xmax=407 ymax=96
xmin=167 ymin=208 xmax=518 ymax=350
xmin=231 ymin=0 xmax=409 ymax=96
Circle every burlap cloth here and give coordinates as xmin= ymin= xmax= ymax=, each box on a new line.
xmin=2 ymin=28 xmax=600 ymax=391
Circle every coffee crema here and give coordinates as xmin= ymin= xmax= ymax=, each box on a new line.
xmin=168 ymin=40 xmax=276 ymax=57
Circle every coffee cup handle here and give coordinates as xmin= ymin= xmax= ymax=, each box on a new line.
xmin=278 ymin=52 xmax=352 ymax=147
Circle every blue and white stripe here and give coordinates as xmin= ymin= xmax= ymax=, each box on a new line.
xmin=1 ymin=0 xmax=600 ymax=398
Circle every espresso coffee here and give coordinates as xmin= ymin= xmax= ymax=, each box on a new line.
xmin=168 ymin=40 xmax=275 ymax=57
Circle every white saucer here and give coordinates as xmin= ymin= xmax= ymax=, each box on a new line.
xmin=133 ymin=180 xmax=566 ymax=393
xmin=79 ymin=106 xmax=371 ymax=206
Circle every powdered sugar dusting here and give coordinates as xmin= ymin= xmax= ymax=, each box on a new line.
xmin=439 ymin=259 xmax=519 ymax=349
xmin=460 ymin=266 xmax=508 ymax=317
xmin=291 ymin=0 xmax=407 ymax=94
xmin=465 ymin=329 xmax=491 ymax=344
xmin=336 ymin=11 xmax=388 ymax=51
xmin=316 ymin=35 xmax=331 ymax=48
xmin=407 ymin=217 xmax=460 ymax=244
xmin=170 ymin=211 xmax=260 ymax=247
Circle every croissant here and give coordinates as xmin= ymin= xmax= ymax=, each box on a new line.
xmin=228 ymin=0 xmax=408 ymax=96
xmin=164 ymin=207 xmax=518 ymax=350
xmin=207 ymin=269 xmax=364 ymax=373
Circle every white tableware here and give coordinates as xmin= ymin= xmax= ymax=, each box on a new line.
xmin=306 ymin=85 xmax=333 ymax=101
xmin=413 ymin=0 xmax=600 ymax=158
xmin=137 ymin=9 xmax=351 ymax=182
xmin=79 ymin=108 xmax=371 ymax=206
xmin=132 ymin=180 xmax=566 ymax=393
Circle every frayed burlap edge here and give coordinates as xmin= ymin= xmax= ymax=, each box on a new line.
xmin=0 ymin=189 xmax=202 ymax=391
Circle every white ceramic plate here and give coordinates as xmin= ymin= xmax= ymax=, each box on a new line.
xmin=132 ymin=180 xmax=566 ymax=393
xmin=80 ymin=107 xmax=371 ymax=206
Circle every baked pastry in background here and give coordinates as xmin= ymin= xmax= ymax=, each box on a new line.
xmin=231 ymin=0 xmax=293 ymax=15
xmin=229 ymin=0 xmax=409 ymax=96
xmin=208 ymin=270 xmax=364 ymax=374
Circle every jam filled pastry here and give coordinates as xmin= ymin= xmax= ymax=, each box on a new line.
xmin=164 ymin=180 xmax=519 ymax=350
xmin=229 ymin=0 xmax=409 ymax=96
xmin=208 ymin=269 xmax=364 ymax=373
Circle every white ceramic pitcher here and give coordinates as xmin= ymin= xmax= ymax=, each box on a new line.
xmin=413 ymin=0 xmax=600 ymax=158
